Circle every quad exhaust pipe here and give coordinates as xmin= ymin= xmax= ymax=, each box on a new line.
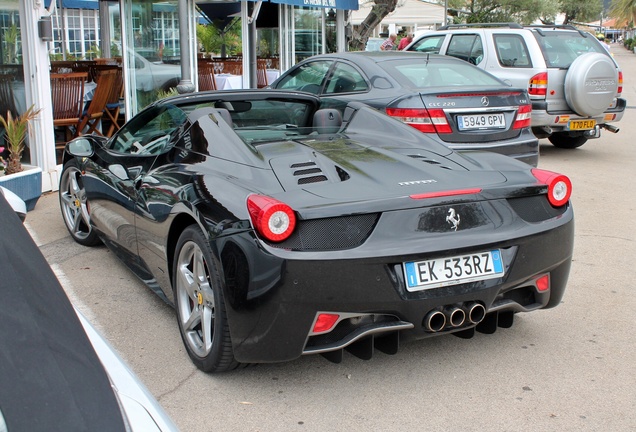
xmin=424 ymin=302 xmax=486 ymax=332
xmin=463 ymin=302 xmax=486 ymax=325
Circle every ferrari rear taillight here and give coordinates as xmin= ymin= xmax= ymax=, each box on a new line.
xmin=386 ymin=107 xmax=452 ymax=133
xmin=513 ymin=104 xmax=532 ymax=129
xmin=532 ymin=168 xmax=572 ymax=207
xmin=618 ymin=71 xmax=623 ymax=95
xmin=247 ymin=194 xmax=296 ymax=242
xmin=529 ymin=72 xmax=547 ymax=96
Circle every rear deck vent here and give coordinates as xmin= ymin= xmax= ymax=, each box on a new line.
xmin=335 ymin=166 xmax=350 ymax=181
xmin=291 ymin=161 xmax=328 ymax=185
xmin=291 ymin=161 xmax=316 ymax=168
xmin=408 ymin=154 xmax=453 ymax=170
xmin=298 ymin=175 xmax=328 ymax=184
xmin=294 ymin=167 xmax=322 ymax=176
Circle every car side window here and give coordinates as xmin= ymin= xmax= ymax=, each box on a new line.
xmin=493 ymin=34 xmax=531 ymax=67
xmin=110 ymin=105 xmax=187 ymax=155
xmin=447 ymin=34 xmax=484 ymax=65
xmin=324 ymin=63 xmax=368 ymax=94
xmin=274 ymin=60 xmax=332 ymax=94
xmin=408 ymin=35 xmax=445 ymax=54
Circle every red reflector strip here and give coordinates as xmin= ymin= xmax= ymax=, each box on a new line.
xmin=312 ymin=313 xmax=340 ymax=334
xmin=410 ymin=188 xmax=482 ymax=200
xmin=436 ymin=92 xmax=521 ymax=98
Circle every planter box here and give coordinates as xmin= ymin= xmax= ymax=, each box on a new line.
xmin=0 ymin=165 xmax=43 ymax=211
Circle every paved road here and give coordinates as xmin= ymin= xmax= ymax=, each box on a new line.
xmin=27 ymin=44 xmax=636 ymax=431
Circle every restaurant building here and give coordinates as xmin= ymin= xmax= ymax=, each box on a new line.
xmin=2 ymin=0 xmax=356 ymax=196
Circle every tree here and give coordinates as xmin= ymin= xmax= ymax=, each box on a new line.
xmin=436 ymin=0 xmax=602 ymax=25
xmin=349 ymin=0 xmax=400 ymax=51
xmin=609 ymin=0 xmax=636 ymax=27
xmin=560 ymin=0 xmax=603 ymax=24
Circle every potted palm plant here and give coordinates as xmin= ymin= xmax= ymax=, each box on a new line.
xmin=0 ymin=105 xmax=43 ymax=210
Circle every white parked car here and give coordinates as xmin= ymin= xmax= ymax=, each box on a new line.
xmin=0 ymin=193 xmax=178 ymax=431
xmin=406 ymin=23 xmax=626 ymax=148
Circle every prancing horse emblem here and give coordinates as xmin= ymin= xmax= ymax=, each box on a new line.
xmin=446 ymin=208 xmax=460 ymax=231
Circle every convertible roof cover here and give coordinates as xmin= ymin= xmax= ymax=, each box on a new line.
xmin=0 ymin=197 xmax=126 ymax=431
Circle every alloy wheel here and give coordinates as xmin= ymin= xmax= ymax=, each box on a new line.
xmin=175 ymin=240 xmax=216 ymax=358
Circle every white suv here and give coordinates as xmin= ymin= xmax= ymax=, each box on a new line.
xmin=406 ymin=23 xmax=626 ymax=148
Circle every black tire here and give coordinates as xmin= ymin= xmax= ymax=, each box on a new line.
xmin=548 ymin=132 xmax=588 ymax=149
xmin=59 ymin=160 xmax=101 ymax=246
xmin=173 ymin=225 xmax=240 ymax=372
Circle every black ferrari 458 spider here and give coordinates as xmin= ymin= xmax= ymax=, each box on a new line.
xmin=59 ymin=90 xmax=574 ymax=373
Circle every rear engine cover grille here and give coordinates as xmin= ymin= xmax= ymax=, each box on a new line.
xmin=291 ymin=161 xmax=328 ymax=185
xmin=507 ymin=195 xmax=567 ymax=222
xmin=266 ymin=214 xmax=379 ymax=251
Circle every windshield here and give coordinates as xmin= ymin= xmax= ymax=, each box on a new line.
xmin=534 ymin=31 xmax=609 ymax=68
xmin=181 ymin=98 xmax=320 ymax=145
xmin=378 ymin=58 xmax=505 ymax=88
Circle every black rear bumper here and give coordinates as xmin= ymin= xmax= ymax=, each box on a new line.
xmin=219 ymin=209 xmax=574 ymax=364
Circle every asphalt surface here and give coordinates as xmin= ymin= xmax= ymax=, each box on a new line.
xmin=26 ymin=44 xmax=635 ymax=431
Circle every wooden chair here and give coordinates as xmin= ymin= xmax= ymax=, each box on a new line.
xmin=76 ymin=69 xmax=117 ymax=137
xmin=50 ymin=72 xmax=87 ymax=147
xmin=256 ymin=59 xmax=268 ymax=88
xmin=221 ymin=60 xmax=243 ymax=75
xmin=90 ymin=64 xmax=119 ymax=79
xmin=197 ymin=63 xmax=217 ymax=91
xmin=0 ymin=76 xmax=18 ymax=120
xmin=104 ymin=68 xmax=124 ymax=137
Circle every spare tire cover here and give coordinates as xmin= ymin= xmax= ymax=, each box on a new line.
xmin=564 ymin=52 xmax=618 ymax=117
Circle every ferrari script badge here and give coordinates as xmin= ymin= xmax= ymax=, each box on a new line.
xmin=446 ymin=208 xmax=460 ymax=231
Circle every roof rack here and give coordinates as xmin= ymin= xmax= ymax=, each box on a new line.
xmin=525 ymin=24 xmax=578 ymax=31
xmin=438 ymin=23 xmax=522 ymax=30
xmin=525 ymin=24 xmax=589 ymax=38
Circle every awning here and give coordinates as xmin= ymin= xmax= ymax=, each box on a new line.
xmin=270 ymin=0 xmax=358 ymax=10
xmin=198 ymin=0 xmax=357 ymax=12
xmin=44 ymin=0 xmax=99 ymax=9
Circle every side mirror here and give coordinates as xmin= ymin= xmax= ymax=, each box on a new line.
xmin=67 ymin=138 xmax=94 ymax=157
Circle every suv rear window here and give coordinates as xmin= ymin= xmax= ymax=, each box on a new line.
xmin=533 ymin=31 xmax=608 ymax=68
xmin=493 ymin=34 xmax=531 ymax=67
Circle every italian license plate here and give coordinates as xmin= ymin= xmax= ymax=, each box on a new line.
xmin=457 ymin=114 xmax=506 ymax=130
xmin=568 ymin=119 xmax=596 ymax=130
xmin=403 ymin=250 xmax=504 ymax=291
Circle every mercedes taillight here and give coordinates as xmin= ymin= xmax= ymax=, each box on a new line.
xmin=513 ymin=104 xmax=532 ymax=129
xmin=386 ymin=107 xmax=452 ymax=133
